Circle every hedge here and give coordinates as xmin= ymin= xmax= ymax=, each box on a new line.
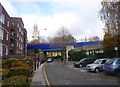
xmin=2 ymin=58 xmax=19 ymax=69
xmin=2 ymin=75 xmax=29 ymax=86
xmin=9 ymin=67 xmax=31 ymax=76
xmin=68 ymin=50 xmax=87 ymax=61
xmin=22 ymin=58 xmax=33 ymax=66
xmin=2 ymin=69 xmax=9 ymax=79
xmin=11 ymin=61 xmax=29 ymax=67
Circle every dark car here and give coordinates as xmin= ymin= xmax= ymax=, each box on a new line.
xmin=74 ymin=58 xmax=96 ymax=68
xmin=103 ymin=58 xmax=120 ymax=76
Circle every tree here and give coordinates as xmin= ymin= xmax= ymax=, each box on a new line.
xmin=100 ymin=1 xmax=120 ymax=57
xmin=39 ymin=36 xmax=47 ymax=43
xmin=48 ymin=26 xmax=76 ymax=47
xmin=88 ymin=36 xmax=100 ymax=42
xmin=48 ymin=26 xmax=76 ymax=63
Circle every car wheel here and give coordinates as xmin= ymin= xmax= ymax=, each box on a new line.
xmin=79 ymin=64 xmax=82 ymax=68
xmin=74 ymin=66 xmax=76 ymax=68
xmin=95 ymin=68 xmax=100 ymax=73
xmin=115 ymin=70 xmax=120 ymax=76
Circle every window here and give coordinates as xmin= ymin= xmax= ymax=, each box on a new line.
xmin=17 ymin=33 xmax=18 ymax=37
xmin=21 ymin=44 xmax=23 ymax=50
xmin=0 ymin=45 xmax=3 ymax=57
xmin=19 ymin=44 xmax=20 ymax=49
xmin=101 ymin=60 xmax=107 ymax=64
xmin=18 ymin=24 xmax=19 ymax=29
xmin=12 ymin=22 xmax=14 ymax=25
xmin=19 ymin=27 xmax=21 ymax=32
xmin=11 ymin=44 xmax=14 ymax=47
xmin=0 ymin=27 xmax=4 ymax=40
xmin=7 ymin=21 xmax=9 ymax=27
xmin=21 ymin=38 xmax=23 ymax=42
xmin=0 ymin=14 xmax=5 ymax=24
xmin=11 ymin=31 xmax=14 ymax=36
xmin=116 ymin=60 xmax=120 ymax=64
xmin=6 ymin=33 xmax=8 ymax=40
xmin=5 ymin=46 xmax=8 ymax=55
xmin=17 ymin=42 xmax=18 ymax=47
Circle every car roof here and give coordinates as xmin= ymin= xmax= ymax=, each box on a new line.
xmin=110 ymin=58 xmax=120 ymax=60
xmin=96 ymin=58 xmax=108 ymax=61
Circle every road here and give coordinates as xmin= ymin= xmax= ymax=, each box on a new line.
xmin=45 ymin=61 xmax=119 ymax=86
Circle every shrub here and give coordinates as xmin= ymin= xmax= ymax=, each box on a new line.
xmin=11 ymin=61 xmax=29 ymax=68
xmin=22 ymin=58 xmax=34 ymax=73
xmin=68 ymin=50 xmax=87 ymax=61
xmin=9 ymin=67 xmax=30 ymax=76
xmin=2 ymin=69 xmax=9 ymax=79
xmin=22 ymin=58 xmax=33 ymax=67
xmin=2 ymin=58 xmax=19 ymax=69
xmin=2 ymin=75 xmax=29 ymax=86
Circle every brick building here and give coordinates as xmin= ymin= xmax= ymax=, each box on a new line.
xmin=0 ymin=3 xmax=27 ymax=58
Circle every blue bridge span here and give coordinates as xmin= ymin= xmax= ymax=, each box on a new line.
xmin=27 ymin=41 xmax=102 ymax=52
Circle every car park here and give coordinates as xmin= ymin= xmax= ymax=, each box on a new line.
xmin=103 ymin=58 xmax=120 ymax=76
xmin=86 ymin=58 xmax=108 ymax=73
xmin=74 ymin=58 xmax=96 ymax=68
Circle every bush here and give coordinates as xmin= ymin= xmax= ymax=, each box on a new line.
xmin=22 ymin=58 xmax=34 ymax=73
xmin=11 ymin=61 xmax=29 ymax=68
xmin=2 ymin=75 xmax=29 ymax=86
xmin=9 ymin=67 xmax=30 ymax=76
xmin=2 ymin=69 xmax=9 ymax=79
xmin=22 ymin=58 xmax=33 ymax=67
xmin=68 ymin=50 xmax=87 ymax=61
xmin=2 ymin=58 xmax=19 ymax=69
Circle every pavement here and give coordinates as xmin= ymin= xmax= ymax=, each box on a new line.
xmin=30 ymin=63 xmax=45 ymax=87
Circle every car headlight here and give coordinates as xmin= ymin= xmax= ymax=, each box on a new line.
xmin=90 ymin=66 xmax=95 ymax=69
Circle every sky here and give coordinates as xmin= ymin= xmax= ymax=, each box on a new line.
xmin=0 ymin=0 xmax=105 ymax=42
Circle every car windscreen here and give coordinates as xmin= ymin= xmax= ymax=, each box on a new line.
xmin=106 ymin=59 xmax=114 ymax=64
xmin=78 ymin=58 xmax=86 ymax=63
xmin=47 ymin=58 xmax=52 ymax=60
xmin=93 ymin=59 xmax=102 ymax=64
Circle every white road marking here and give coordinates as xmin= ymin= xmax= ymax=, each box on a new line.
xmin=80 ymin=70 xmax=85 ymax=72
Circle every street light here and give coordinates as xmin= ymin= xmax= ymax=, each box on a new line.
xmin=33 ymin=48 xmax=39 ymax=71
xmin=115 ymin=47 xmax=119 ymax=57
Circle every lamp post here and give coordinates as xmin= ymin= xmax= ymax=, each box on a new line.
xmin=33 ymin=49 xmax=39 ymax=71
xmin=115 ymin=47 xmax=118 ymax=58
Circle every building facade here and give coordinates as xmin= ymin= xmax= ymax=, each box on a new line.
xmin=0 ymin=3 xmax=27 ymax=58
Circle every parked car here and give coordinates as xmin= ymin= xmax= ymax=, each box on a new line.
xmin=103 ymin=58 xmax=120 ymax=76
xmin=86 ymin=58 xmax=108 ymax=72
xmin=74 ymin=58 xmax=96 ymax=68
xmin=47 ymin=58 xmax=53 ymax=63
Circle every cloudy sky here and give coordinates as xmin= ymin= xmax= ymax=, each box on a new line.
xmin=0 ymin=0 xmax=105 ymax=42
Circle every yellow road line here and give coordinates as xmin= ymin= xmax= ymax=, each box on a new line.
xmin=42 ymin=63 xmax=51 ymax=87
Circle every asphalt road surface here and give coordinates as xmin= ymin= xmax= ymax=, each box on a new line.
xmin=45 ymin=61 xmax=119 ymax=86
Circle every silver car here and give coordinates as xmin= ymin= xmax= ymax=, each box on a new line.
xmin=86 ymin=58 xmax=108 ymax=73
